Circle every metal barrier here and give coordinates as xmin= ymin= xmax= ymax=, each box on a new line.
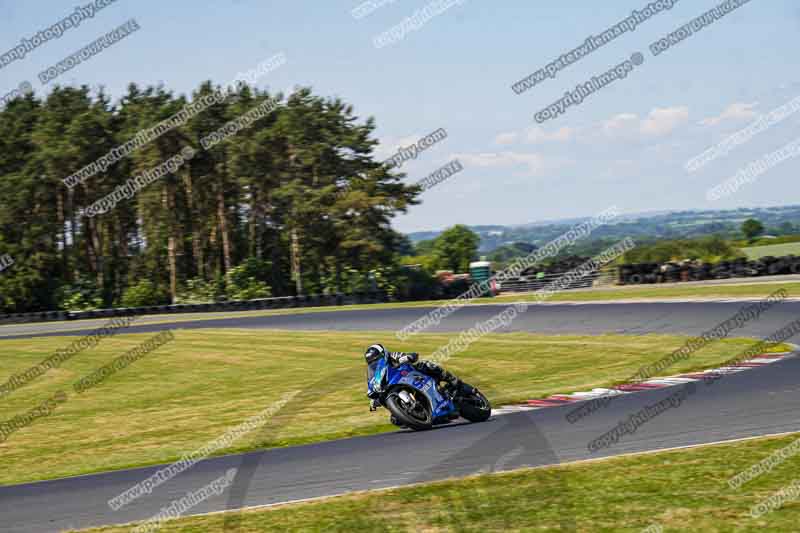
xmin=497 ymin=271 xmax=600 ymax=293
xmin=0 ymin=290 xmax=390 ymax=325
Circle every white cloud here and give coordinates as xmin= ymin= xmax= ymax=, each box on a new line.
xmin=494 ymin=131 xmax=518 ymax=145
xmin=700 ymin=102 xmax=759 ymax=127
xmin=640 ymin=106 xmax=689 ymax=136
xmin=602 ymin=113 xmax=639 ymax=138
xmin=526 ymin=126 xmax=574 ymax=144
xmin=453 ymin=151 xmax=570 ymax=177
xmin=493 ymin=126 xmax=574 ymax=145
xmin=600 ymin=107 xmax=688 ymax=139
xmin=373 ymin=134 xmax=421 ymax=159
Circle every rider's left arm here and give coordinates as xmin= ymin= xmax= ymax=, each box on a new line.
xmin=389 ymin=352 xmax=418 ymax=365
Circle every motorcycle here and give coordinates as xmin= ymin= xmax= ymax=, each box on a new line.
xmin=367 ymin=353 xmax=491 ymax=430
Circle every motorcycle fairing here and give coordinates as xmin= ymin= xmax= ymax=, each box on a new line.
xmin=390 ymin=367 xmax=456 ymax=419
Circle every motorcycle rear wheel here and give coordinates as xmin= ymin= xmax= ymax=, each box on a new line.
xmin=386 ymin=390 xmax=433 ymax=430
xmin=459 ymin=388 xmax=492 ymax=422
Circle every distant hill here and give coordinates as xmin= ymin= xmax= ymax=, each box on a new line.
xmin=407 ymin=205 xmax=800 ymax=252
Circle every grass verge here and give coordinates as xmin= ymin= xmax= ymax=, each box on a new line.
xmin=508 ymin=281 xmax=800 ymax=302
xmin=78 ymin=432 xmax=800 ymax=532
xmin=0 ymin=329 xmax=789 ymax=486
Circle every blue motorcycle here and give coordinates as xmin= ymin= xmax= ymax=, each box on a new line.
xmin=367 ymin=353 xmax=491 ymax=430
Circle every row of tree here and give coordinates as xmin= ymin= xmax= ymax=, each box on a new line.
xmin=402 ymin=225 xmax=480 ymax=273
xmin=0 ymin=82 xmax=422 ymax=312
xmin=620 ymin=220 xmax=775 ymax=264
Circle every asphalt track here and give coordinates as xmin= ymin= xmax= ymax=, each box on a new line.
xmin=2 ymin=299 xmax=800 ymax=340
xmin=2 ymin=300 xmax=800 ymax=531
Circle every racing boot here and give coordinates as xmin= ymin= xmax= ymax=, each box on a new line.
xmin=444 ymin=373 xmax=477 ymax=399
xmin=441 ymin=372 xmax=464 ymax=398
xmin=413 ymin=360 xmax=464 ymax=397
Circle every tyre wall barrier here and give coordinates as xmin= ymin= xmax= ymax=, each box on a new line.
xmin=618 ymin=255 xmax=800 ymax=285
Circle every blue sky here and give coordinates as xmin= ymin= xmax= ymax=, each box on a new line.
xmin=1 ymin=0 xmax=798 ymax=233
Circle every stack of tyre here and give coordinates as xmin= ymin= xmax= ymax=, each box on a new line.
xmin=618 ymin=263 xmax=660 ymax=285
xmin=618 ymin=255 xmax=800 ymax=284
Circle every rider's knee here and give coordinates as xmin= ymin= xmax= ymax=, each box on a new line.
xmin=422 ymin=361 xmax=442 ymax=373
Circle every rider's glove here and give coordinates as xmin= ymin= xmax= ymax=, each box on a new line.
xmin=394 ymin=352 xmax=418 ymax=365
xmin=369 ymin=399 xmax=380 ymax=412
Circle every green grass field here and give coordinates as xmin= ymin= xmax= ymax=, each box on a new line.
xmin=513 ymin=281 xmax=800 ymax=302
xmin=741 ymin=242 xmax=800 ymax=259
xmin=0 ymin=329 xmax=789 ymax=487
xmin=735 ymin=235 xmax=800 ymax=248
xmin=78 ymin=432 xmax=800 ymax=532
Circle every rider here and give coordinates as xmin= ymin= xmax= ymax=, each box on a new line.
xmin=364 ymin=343 xmax=462 ymax=411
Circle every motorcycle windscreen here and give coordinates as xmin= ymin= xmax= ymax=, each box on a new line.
xmin=366 ymin=358 xmax=385 ymax=391
xmin=366 ymin=361 xmax=378 ymax=382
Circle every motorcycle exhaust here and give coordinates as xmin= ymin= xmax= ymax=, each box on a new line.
xmin=398 ymin=390 xmax=415 ymax=406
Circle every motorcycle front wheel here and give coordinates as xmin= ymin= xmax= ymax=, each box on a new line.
xmin=385 ymin=390 xmax=433 ymax=431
